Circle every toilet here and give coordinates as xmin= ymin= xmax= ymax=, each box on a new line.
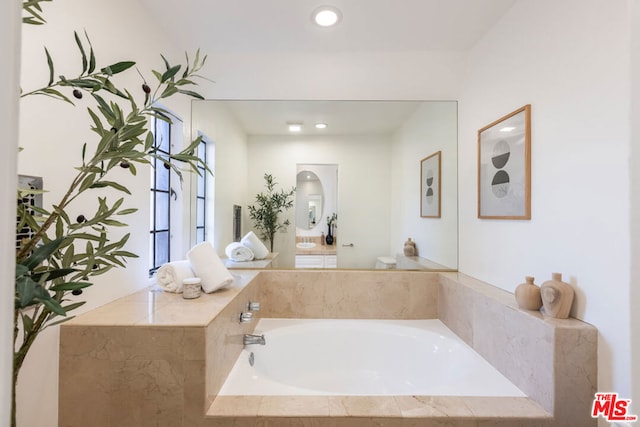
xmin=375 ymin=256 xmax=396 ymax=269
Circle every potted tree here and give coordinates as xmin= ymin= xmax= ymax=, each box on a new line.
xmin=14 ymin=2 xmax=211 ymax=426
xmin=247 ymin=173 xmax=296 ymax=252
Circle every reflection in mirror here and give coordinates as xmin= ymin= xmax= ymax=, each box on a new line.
xmin=296 ymin=171 xmax=323 ymax=230
xmin=190 ymin=100 xmax=458 ymax=271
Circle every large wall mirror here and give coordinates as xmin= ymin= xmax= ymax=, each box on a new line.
xmin=191 ymin=100 xmax=458 ymax=271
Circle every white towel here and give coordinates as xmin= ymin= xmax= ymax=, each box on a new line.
xmin=156 ymin=260 xmax=194 ymax=293
xmin=187 ymin=242 xmax=234 ymax=293
xmin=225 ymin=242 xmax=255 ymax=262
xmin=240 ymin=231 xmax=269 ymax=260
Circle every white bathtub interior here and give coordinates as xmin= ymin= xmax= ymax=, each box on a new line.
xmin=219 ymin=318 xmax=526 ymax=397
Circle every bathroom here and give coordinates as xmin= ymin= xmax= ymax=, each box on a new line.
xmin=3 ymin=0 xmax=639 ymax=426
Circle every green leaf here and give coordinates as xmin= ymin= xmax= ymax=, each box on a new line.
xmin=21 ymin=313 xmax=34 ymax=335
xmin=85 ymin=30 xmax=96 ymax=74
xmin=20 ymin=237 xmax=65 ymax=270
xmin=15 ymin=264 xmax=29 ymax=277
xmin=101 ymin=61 xmax=135 ymax=75
xmin=40 ymin=297 xmax=66 ymax=316
xmin=117 ymin=208 xmax=137 ymax=215
xmin=89 ymin=181 xmax=131 ymax=195
xmin=31 ymin=268 xmax=77 ymax=282
xmin=160 ymin=85 xmax=178 ymax=98
xmin=74 ymin=31 xmax=88 ymax=74
xmin=161 ymin=64 xmax=181 ymax=83
xmin=39 ymin=88 xmax=74 ymax=105
xmin=79 ymin=173 xmax=96 ymax=192
xmin=176 ymin=88 xmax=204 ymax=100
xmin=44 ymin=47 xmax=54 ymax=86
xmin=50 ymin=281 xmax=92 ymax=292
xmin=101 ymin=219 xmax=127 ymax=227
xmin=16 ymin=276 xmax=37 ymax=308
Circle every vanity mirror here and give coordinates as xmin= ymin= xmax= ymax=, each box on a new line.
xmin=191 ymin=100 xmax=458 ymax=271
xmin=296 ymin=170 xmax=323 ymax=230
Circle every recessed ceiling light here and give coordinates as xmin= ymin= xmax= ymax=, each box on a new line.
xmin=499 ymin=126 xmax=516 ymax=132
xmin=288 ymin=123 xmax=303 ymax=132
xmin=312 ymin=6 xmax=342 ymax=27
xmin=315 ymin=123 xmax=328 ymax=129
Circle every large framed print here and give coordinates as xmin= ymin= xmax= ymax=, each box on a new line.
xmin=478 ymin=105 xmax=531 ymax=220
xmin=420 ymin=151 xmax=441 ymax=218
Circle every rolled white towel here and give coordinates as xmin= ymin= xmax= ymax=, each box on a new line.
xmin=187 ymin=242 xmax=234 ymax=293
xmin=156 ymin=260 xmax=194 ymax=293
xmin=240 ymin=231 xmax=269 ymax=260
xmin=225 ymin=242 xmax=255 ymax=262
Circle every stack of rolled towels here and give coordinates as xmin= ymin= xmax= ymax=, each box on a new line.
xmin=155 ymin=232 xmax=270 ymax=294
xmin=156 ymin=241 xmax=234 ymax=294
xmin=224 ymin=231 xmax=270 ymax=262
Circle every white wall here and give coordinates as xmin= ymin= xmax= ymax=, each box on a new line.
xmin=191 ymin=101 xmax=250 ymax=254
xmin=458 ymin=0 xmax=631 ymax=402
xmin=16 ymin=0 xmax=215 ymax=425
xmin=390 ymin=102 xmax=458 ymax=268
xmin=1 ymin=1 xmax=21 ymax=426
xmin=248 ymin=134 xmax=391 ymax=269
xmin=631 ymin=0 xmax=640 ymax=413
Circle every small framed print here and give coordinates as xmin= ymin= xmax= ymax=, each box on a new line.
xmin=420 ymin=151 xmax=441 ymax=218
xmin=478 ymin=105 xmax=531 ymax=220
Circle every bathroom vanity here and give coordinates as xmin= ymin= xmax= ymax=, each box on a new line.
xmin=294 ymin=237 xmax=337 ymax=268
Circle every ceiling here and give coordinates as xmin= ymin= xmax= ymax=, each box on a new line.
xmin=203 ymin=100 xmax=438 ymax=136
xmin=145 ymin=1 xmax=515 ymax=135
xmin=138 ymin=0 xmax=516 ymax=54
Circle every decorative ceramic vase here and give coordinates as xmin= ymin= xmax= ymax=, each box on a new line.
xmin=514 ymin=276 xmax=542 ymax=310
xmin=325 ymin=226 xmax=334 ymax=245
xmin=540 ymin=272 xmax=574 ymax=319
xmin=403 ymin=238 xmax=416 ymax=256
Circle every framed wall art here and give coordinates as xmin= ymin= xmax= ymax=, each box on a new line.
xmin=420 ymin=151 xmax=441 ymax=218
xmin=477 ymin=104 xmax=531 ymax=219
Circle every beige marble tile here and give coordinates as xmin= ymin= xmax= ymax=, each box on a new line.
xmin=401 ymin=419 xmax=477 ymax=427
xmin=476 ymin=421 xmax=551 ymax=427
xmin=205 ymin=417 xmax=258 ymax=427
xmin=552 ymin=326 xmax=597 ymax=427
xmin=460 ymin=397 xmax=550 ymax=418
xmin=406 ymin=272 xmax=439 ymax=319
xmin=438 ymin=274 xmax=474 ymax=345
xmin=183 ymin=360 xmax=207 ymax=426
xmin=207 ymin=396 xmax=263 ymax=416
xmin=470 ymin=294 xmax=555 ymax=413
xmin=258 ymin=396 xmax=330 ymax=416
xmin=260 ymin=270 xmax=338 ymax=318
xmin=328 ymin=396 xmax=402 ymax=417
xmin=108 ymin=359 xmax=185 ymax=427
xmin=395 ymin=396 xmax=474 ymax=418
xmin=256 ymin=417 xmax=336 ymax=427
xmin=58 ymin=357 xmax=113 ymax=427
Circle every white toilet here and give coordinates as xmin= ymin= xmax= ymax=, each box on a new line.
xmin=375 ymin=256 xmax=396 ymax=269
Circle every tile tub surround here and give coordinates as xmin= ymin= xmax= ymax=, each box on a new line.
xmin=59 ymin=270 xmax=596 ymax=427
xmin=59 ymin=270 xmax=262 ymax=427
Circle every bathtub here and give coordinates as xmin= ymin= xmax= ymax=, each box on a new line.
xmin=219 ymin=318 xmax=525 ymax=397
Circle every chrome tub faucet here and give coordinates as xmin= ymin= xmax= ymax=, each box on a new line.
xmin=243 ymin=334 xmax=266 ymax=346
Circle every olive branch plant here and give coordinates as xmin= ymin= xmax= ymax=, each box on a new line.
xmin=14 ymin=1 xmax=212 ymax=425
xmin=247 ymin=173 xmax=296 ymax=253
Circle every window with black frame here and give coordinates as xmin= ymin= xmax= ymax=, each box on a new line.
xmin=149 ymin=115 xmax=171 ymax=275
xmin=195 ymin=137 xmax=207 ymax=243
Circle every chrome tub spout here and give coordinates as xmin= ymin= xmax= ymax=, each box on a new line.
xmin=243 ymin=334 xmax=266 ymax=346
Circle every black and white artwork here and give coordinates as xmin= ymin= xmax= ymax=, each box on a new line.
xmin=478 ymin=105 xmax=531 ymax=219
xmin=420 ymin=151 xmax=441 ymax=218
